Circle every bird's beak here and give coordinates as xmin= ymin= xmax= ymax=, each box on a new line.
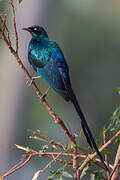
xmin=22 ymin=27 xmax=32 ymax=33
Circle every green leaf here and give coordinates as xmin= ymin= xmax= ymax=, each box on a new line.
xmin=50 ymin=170 xmax=56 ymax=175
xmin=80 ymin=165 xmax=89 ymax=178
xmin=97 ymin=126 xmax=105 ymax=148
xmin=18 ymin=0 xmax=22 ymax=3
xmin=117 ymin=87 xmax=120 ymax=94
xmin=102 ymin=149 xmax=114 ymax=155
xmin=39 ymin=145 xmax=48 ymax=153
xmin=94 ymin=170 xmax=102 ymax=180
xmin=56 ymin=175 xmax=63 ymax=180
xmin=113 ymin=107 xmax=120 ymax=119
xmin=47 ymin=176 xmax=53 ymax=180
xmin=62 ymin=171 xmax=73 ymax=178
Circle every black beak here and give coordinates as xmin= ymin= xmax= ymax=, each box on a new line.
xmin=22 ymin=27 xmax=32 ymax=32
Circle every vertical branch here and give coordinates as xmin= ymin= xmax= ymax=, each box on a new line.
xmin=73 ymin=145 xmax=78 ymax=180
xmin=10 ymin=0 xmax=18 ymax=53
xmin=104 ymin=130 xmax=109 ymax=177
xmin=111 ymin=144 xmax=120 ymax=180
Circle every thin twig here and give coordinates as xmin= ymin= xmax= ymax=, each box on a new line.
xmin=109 ymin=144 xmax=120 ymax=180
xmin=10 ymin=0 xmax=18 ymax=53
xmin=2 ymin=15 xmax=7 ymax=33
xmin=0 ymin=154 xmax=32 ymax=179
xmin=0 ymin=150 xmax=72 ymax=179
xmin=104 ymin=130 xmax=109 ymax=177
xmin=27 ymin=129 xmax=66 ymax=150
xmin=0 ymin=15 xmax=11 ymax=44
xmin=15 ymin=144 xmax=74 ymax=157
xmin=73 ymin=146 xmax=78 ymax=180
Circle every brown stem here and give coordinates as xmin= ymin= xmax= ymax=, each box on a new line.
xmin=10 ymin=0 xmax=18 ymax=53
xmin=27 ymin=129 xmax=67 ymax=150
xmin=73 ymin=145 xmax=78 ymax=180
xmin=104 ymin=130 xmax=109 ymax=177
xmin=109 ymin=144 xmax=120 ymax=180
xmin=1 ymin=154 xmax=32 ymax=179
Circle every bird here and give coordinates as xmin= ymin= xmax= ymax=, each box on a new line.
xmin=23 ymin=25 xmax=109 ymax=171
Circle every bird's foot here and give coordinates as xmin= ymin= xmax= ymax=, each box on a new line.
xmin=41 ymin=86 xmax=50 ymax=101
xmin=26 ymin=76 xmax=41 ymax=87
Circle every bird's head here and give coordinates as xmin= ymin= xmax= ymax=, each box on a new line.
xmin=22 ymin=25 xmax=48 ymax=38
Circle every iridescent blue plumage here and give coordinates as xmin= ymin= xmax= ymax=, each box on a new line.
xmin=28 ymin=29 xmax=70 ymax=101
xmin=23 ymin=25 xmax=109 ymax=171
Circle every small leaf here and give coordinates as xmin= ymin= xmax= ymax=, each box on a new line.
xmin=102 ymin=149 xmax=114 ymax=155
xmin=95 ymin=170 xmax=102 ymax=180
xmin=18 ymin=0 xmax=22 ymax=3
xmin=62 ymin=171 xmax=73 ymax=178
xmin=56 ymin=176 xmax=63 ymax=180
xmin=50 ymin=170 xmax=56 ymax=175
xmin=80 ymin=165 xmax=89 ymax=178
xmin=113 ymin=107 xmax=120 ymax=118
xmin=117 ymin=87 xmax=120 ymax=94
xmin=48 ymin=176 xmax=53 ymax=180
xmin=39 ymin=145 xmax=48 ymax=153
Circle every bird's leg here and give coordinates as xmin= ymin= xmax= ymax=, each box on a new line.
xmin=26 ymin=76 xmax=41 ymax=86
xmin=41 ymin=86 xmax=51 ymax=100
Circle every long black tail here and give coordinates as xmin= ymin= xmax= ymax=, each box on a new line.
xmin=67 ymin=86 xmax=109 ymax=171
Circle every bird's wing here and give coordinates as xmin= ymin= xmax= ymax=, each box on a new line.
xmin=29 ymin=48 xmax=70 ymax=101
xmin=28 ymin=48 xmax=45 ymax=68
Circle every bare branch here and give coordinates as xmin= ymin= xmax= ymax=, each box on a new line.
xmin=73 ymin=147 xmax=78 ymax=180
xmin=2 ymin=14 xmax=7 ymax=33
xmin=10 ymin=0 xmax=18 ymax=53
xmin=110 ymin=144 xmax=120 ymax=180
xmin=0 ymin=154 xmax=32 ymax=179
xmin=0 ymin=15 xmax=11 ymax=44
xmin=104 ymin=130 xmax=109 ymax=177
xmin=27 ymin=129 xmax=67 ymax=150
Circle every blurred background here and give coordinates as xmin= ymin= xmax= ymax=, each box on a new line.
xmin=0 ymin=0 xmax=120 ymax=179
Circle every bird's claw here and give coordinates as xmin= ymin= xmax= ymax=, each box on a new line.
xmin=41 ymin=93 xmax=47 ymax=101
xmin=26 ymin=76 xmax=41 ymax=87
xmin=26 ymin=78 xmax=34 ymax=87
xmin=40 ymin=86 xmax=50 ymax=101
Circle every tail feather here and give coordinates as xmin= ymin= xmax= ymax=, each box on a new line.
xmin=81 ymin=120 xmax=93 ymax=148
xmin=66 ymin=86 xmax=109 ymax=172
